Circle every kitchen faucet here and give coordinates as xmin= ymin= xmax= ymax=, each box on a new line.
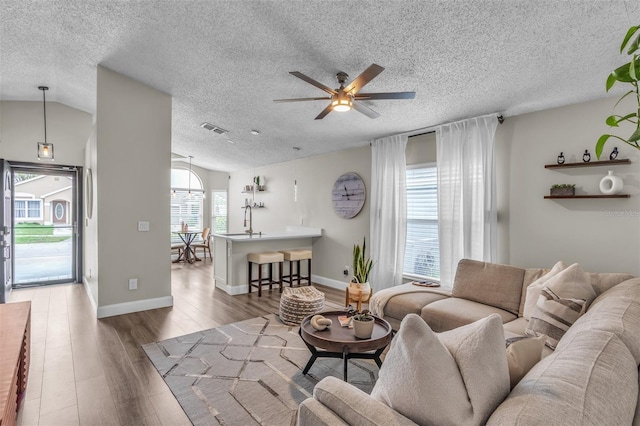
xmin=243 ymin=205 xmax=253 ymax=235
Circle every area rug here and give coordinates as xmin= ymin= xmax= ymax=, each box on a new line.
xmin=142 ymin=314 xmax=379 ymax=425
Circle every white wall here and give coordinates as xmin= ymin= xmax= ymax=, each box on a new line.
xmin=84 ymin=123 xmax=99 ymax=307
xmin=0 ymin=101 xmax=92 ymax=165
xmin=94 ymin=66 xmax=173 ymax=316
xmin=499 ymin=96 xmax=640 ymax=275
xmin=229 ymin=145 xmax=371 ymax=284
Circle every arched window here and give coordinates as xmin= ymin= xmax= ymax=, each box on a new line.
xmin=171 ymin=168 xmax=204 ymax=242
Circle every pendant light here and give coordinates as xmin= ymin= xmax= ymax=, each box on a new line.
xmin=37 ymin=86 xmax=54 ymax=160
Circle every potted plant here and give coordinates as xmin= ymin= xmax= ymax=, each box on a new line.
xmin=351 ymin=309 xmax=375 ymax=339
xmin=596 ymin=24 xmax=640 ymax=159
xmin=348 ymin=237 xmax=374 ymax=302
xmin=550 ymin=184 xmax=576 ymax=196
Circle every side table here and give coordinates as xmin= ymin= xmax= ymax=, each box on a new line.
xmin=299 ymin=310 xmax=392 ymax=381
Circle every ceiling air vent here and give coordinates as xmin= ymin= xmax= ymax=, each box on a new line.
xmin=200 ymin=122 xmax=229 ymax=135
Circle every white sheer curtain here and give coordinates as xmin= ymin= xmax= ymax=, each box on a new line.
xmin=436 ymin=114 xmax=498 ymax=289
xmin=370 ymin=134 xmax=408 ymax=292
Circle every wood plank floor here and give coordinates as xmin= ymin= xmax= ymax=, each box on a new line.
xmin=10 ymin=260 xmax=345 ymax=426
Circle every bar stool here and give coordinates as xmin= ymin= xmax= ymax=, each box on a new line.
xmin=247 ymin=252 xmax=284 ymax=297
xmin=279 ymin=249 xmax=312 ymax=287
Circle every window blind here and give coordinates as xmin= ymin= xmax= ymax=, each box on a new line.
xmin=170 ymin=190 xmax=204 ymax=244
xmin=403 ymin=166 xmax=440 ymax=279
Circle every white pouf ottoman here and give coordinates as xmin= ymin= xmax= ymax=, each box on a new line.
xmin=279 ymin=286 xmax=325 ymax=326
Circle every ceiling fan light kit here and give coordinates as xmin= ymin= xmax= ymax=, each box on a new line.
xmin=274 ymin=63 xmax=415 ymax=120
xmin=331 ymin=94 xmax=352 ymax=112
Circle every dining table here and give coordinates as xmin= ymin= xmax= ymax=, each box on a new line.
xmin=172 ymin=231 xmax=202 ymax=263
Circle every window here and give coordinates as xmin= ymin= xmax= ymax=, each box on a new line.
xmin=15 ymin=200 xmax=42 ymax=220
xmin=212 ymin=191 xmax=228 ymax=233
xmin=171 ymin=168 xmax=204 ymax=243
xmin=403 ymin=165 xmax=440 ymax=279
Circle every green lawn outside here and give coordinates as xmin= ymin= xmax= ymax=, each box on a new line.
xmin=14 ymin=222 xmax=71 ymax=244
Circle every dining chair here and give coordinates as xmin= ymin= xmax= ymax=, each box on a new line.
xmin=192 ymin=227 xmax=212 ymax=260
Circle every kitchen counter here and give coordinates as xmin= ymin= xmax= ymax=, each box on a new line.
xmin=213 ymin=229 xmax=322 ymax=242
xmin=213 ymin=227 xmax=322 ymax=295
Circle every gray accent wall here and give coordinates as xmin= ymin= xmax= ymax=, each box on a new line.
xmin=228 ymin=145 xmax=371 ymax=285
xmin=497 ymin=95 xmax=640 ymax=275
xmin=94 ymin=66 xmax=172 ymax=312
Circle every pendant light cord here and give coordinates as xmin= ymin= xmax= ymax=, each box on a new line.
xmin=41 ymin=86 xmax=48 ymax=143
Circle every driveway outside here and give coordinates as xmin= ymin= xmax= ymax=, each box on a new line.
xmin=14 ymin=239 xmax=73 ymax=284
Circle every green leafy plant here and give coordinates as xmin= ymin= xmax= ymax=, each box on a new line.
xmin=596 ymin=25 xmax=640 ymax=159
xmin=352 ymin=237 xmax=374 ymax=283
xmin=550 ymin=184 xmax=576 ymax=189
xmin=351 ymin=309 xmax=374 ymax=322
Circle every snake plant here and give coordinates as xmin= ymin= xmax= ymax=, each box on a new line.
xmin=352 ymin=237 xmax=374 ymax=283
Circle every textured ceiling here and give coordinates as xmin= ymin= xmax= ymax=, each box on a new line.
xmin=1 ymin=1 xmax=638 ymax=171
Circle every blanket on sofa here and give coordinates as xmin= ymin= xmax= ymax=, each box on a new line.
xmin=370 ymin=283 xmax=451 ymax=318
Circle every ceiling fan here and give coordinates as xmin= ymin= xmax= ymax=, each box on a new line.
xmin=274 ymin=63 xmax=416 ymax=120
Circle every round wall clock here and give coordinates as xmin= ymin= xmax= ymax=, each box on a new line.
xmin=332 ymin=172 xmax=366 ymax=219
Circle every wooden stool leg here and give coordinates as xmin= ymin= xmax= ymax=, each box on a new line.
xmin=296 ymin=260 xmax=301 ymax=286
xmin=279 ymin=261 xmax=283 ymax=291
xmin=248 ymin=261 xmax=252 ymax=294
xmin=258 ymin=264 xmax=263 ymax=297
xmin=288 ymin=260 xmax=293 ymax=287
xmin=268 ymin=263 xmax=273 ymax=290
xmin=308 ymin=258 xmax=312 ymax=286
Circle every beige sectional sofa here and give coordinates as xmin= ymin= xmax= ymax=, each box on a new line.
xmin=298 ymin=259 xmax=640 ymax=425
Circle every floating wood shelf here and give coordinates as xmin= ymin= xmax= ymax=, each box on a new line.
xmin=544 ymin=194 xmax=630 ymax=199
xmin=545 ymin=159 xmax=631 ymax=169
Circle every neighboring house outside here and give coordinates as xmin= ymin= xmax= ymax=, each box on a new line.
xmin=14 ymin=175 xmax=73 ymax=225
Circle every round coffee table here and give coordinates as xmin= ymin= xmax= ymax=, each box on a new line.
xmin=299 ymin=310 xmax=393 ymax=381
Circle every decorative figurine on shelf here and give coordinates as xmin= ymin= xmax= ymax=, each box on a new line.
xmin=557 ymin=152 xmax=565 ymax=164
xmin=609 ymin=147 xmax=619 ymax=160
xmin=583 ymin=149 xmax=591 ymax=162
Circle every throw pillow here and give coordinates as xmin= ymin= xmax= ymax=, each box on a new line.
xmin=505 ymin=334 xmax=546 ymax=389
xmin=371 ymin=314 xmax=509 ymax=426
xmin=526 ymin=286 xmax=587 ymax=349
xmin=523 ymin=261 xmax=567 ymax=321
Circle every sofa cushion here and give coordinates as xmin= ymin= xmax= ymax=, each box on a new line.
xmin=506 ymin=335 xmax=546 ymax=390
xmin=526 ymin=287 xmax=587 ymax=349
xmin=523 ymin=261 xmax=567 ymax=321
xmin=502 ymin=317 xmax=527 ymax=336
xmin=518 ymin=268 xmax=548 ymax=317
xmin=383 ymin=291 xmax=449 ymax=320
xmin=421 ymin=298 xmax=517 ymax=332
xmin=488 ymin=330 xmax=639 ymax=426
xmin=452 ymin=259 xmax=525 ymax=315
xmin=589 ymin=272 xmax=636 ymax=297
xmin=557 ymin=292 xmax=640 ymax=363
xmin=591 ymin=277 xmax=640 ymax=308
xmin=371 ymin=314 xmax=509 ymax=426
xmin=311 ymin=377 xmax=416 ymax=426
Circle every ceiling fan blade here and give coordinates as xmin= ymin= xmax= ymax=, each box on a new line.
xmin=355 ymin=91 xmax=416 ymax=100
xmin=315 ymin=103 xmax=333 ymax=120
xmin=290 ymin=71 xmax=337 ymax=95
xmin=343 ymin=64 xmax=385 ymax=94
xmin=274 ymin=97 xmax=331 ymax=103
xmin=352 ymin=101 xmax=380 ymax=119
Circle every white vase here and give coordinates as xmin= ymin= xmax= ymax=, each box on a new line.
xmin=599 ymin=170 xmax=624 ymax=195
xmin=352 ymin=318 xmax=375 ymax=339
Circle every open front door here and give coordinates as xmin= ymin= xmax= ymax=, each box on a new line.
xmin=0 ymin=160 xmax=12 ymax=303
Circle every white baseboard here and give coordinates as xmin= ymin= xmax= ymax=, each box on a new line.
xmin=82 ymin=277 xmax=99 ymax=315
xmin=312 ymin=275 xmax=347 ymax=290
xmin=215 ymin=281 xmax=248 ymax=296
xmin=96 ymin=295 xmax=174 ymax=319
